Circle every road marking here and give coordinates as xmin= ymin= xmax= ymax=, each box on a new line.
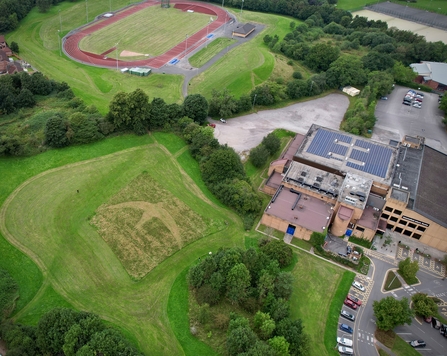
xmin=396 ymin=332 xmax=412 ymax=334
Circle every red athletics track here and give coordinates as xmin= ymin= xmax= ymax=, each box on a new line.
xmin=63 ymin=0 xmax=228 ymax=69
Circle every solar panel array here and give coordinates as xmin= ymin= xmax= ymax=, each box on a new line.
xmin=347 ymin=139 xmax=393 ymax=178
xmin=306 ymin=129 xmax=352 ymax=158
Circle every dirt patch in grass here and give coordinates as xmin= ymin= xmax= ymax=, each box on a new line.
xmin=120 ymin=50 xmax=147 ymax=57
xmin=375 ymin=329 xmax=396 ymax=348
xmin=92 ymin=172 xmax=209 ymax=279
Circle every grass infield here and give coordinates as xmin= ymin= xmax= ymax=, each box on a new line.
xmin=189 ymin=37 xmax=236 ymax=68
xmin=6 ymin=1 xmax=183 ymax=114
xmin=80 ymin=6 xmax=211 ymax=58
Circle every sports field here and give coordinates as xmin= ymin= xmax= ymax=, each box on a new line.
xmin=79 ymin=6 xmax=211 ymax=58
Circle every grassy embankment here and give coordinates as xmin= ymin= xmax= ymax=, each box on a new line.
xmin=6 ymin=1 xmax=183 ymax=114
xmin=189 ymin=10 xmax=296 ymax=99
xmin=0 ymin=132 xmax=247 ymax=355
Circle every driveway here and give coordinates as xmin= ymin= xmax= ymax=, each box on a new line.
xmin=373 ymin=86 xmax=447 ymax=153
xmin=210 ymin=93 xmax=350 ymax=154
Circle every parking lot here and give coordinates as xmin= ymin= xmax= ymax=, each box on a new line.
xmin=395 ymin=320 xmax=447 ymax=356
xmin=337 ymin=276 xmax=374 ymax=355
xmin=373 ymin=86 xmax=447 ymax=154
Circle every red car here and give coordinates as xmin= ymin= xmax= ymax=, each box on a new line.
xmin=207 ymin=123 xmax=216 ymax=128
xmin=344 ymin=298 xmax=358 ymax=310
xmin=347 ymin=294 xmax=362 ymax=306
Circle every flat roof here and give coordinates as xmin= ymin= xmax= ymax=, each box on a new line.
xmin=129 ymin=67 xmax=151 ymax=73
xmin=338 ymin=172 xmax=373 ymax=210
xmin=281 ymin=134 xmax=305 ymax=161
xmin=391 ymin=145 xmax=423 ymax=209
xmin=414 ymin=146 xmax=447 ymax=228
xmin=266 ymin=188 xmax=334 ymax=233
xmin=357 ymin=205 xmax=380 ymax=231
xmin=283 ymin=161 xmax=344 ymax=201
xmin=295 ymin=125 xmax=398 ymax=185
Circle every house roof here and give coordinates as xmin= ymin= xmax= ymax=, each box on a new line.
xmin=410 ymin=61 xmax=447 ymax=86
xmin=0 ymin=35 xmax=5 ymax=43
xmin=0 ymin=49 xmax=8 ymax=61
xmin=234 ymin=23 xmax=255 ymax=35
xmin=414 ymin=146 xmax=447 ymax=228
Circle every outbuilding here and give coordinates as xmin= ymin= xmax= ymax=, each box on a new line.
xmin=129 ymin=67 xmax=151 ymax=76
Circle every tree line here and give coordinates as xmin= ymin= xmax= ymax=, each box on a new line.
xmin=188 ymin=240 xmax=310 ymax=356
xmin=0 ymin=308 xmax=143 ymax=356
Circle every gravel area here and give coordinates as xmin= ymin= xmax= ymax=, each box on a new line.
xmin=210 ymin=93 xmax=350 ymax=155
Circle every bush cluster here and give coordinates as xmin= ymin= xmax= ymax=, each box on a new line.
xmin=0 ymin=308 xmax=142 ymax=356
xmin=188 ymin=241 xmax=309 ymax=355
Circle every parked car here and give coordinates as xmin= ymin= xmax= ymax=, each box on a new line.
xmin=380 ymin=96 xmax=388 ymax=100
xmin=412 ymin=102 xmax=422 ymax=109
xmin=338 ymin=252 xmax=347 ymax=258
xmin=424 ymin=316 xmax=432 ymax=323
xmin=352 ymin=281 xmax=365 ymax=292
xmin=410 ymin=340 xmax=426 ymax=348
xmin=347 ymin=245 xmax=352 ymax=254
xmin=440 ymin=323 xmax=447 ymax=337
xmin=417 ymin=92 xmax=424 ymax=97
xmin=403 ymin=101 xmax=411 ymax=106
xmin=341 ymin=310 xmax=355 ymax=321
xmin=344 ymin=298 xmax=358 ymax=310
xmin=220 ymin=118 xmax=226 ymax=123
xmin=414 ymin=97 xmax=423 ymax=102
xmin=207 ymin=123 xmax=216 ymax=128
xmin=337 ymin=337 xmax=353 ymax=347
xmin=339 ymin=324 xmax=353 ymax=334
xmin=432 ymin=317 xmax=441 ymax=329
xmin=338 ymin=346 xmax=354 ymax=355
xmin=347 ymin=294 xmax=362 ymax=306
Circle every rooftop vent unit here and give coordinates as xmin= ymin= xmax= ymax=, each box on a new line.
xmin=312 ymin=183 xmax=320 ymax=189
xmin=316 ymin=176 xmax=323 ymax=182
xmin=367 ymin=148 xmax=370 ymax=152
xmin=402 ymin=186 xmax=409 ymax=190
xmin=298 ymin=177 xmax=304 ymax=183
xmin=328 ymin=152 xmax=332 ymax=156
xmin=301 ymin=171 xmax=307 ymax=177
xmin=345 ymin=196 xmax=357 ymax=204
xmin=334 ymin=139 xmax=338 ymax=143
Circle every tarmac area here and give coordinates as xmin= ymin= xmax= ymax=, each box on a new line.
xmin=210 ymin=94 xmax=350 ymax=155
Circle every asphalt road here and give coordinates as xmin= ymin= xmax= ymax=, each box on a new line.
xmin=373 ymin=86 xmax=447 ymax=154
xmin=349 ymin=255 xmax=447 ymax=356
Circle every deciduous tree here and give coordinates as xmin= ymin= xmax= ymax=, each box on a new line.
xmin=411 ymin=293 xmax=438 ymax=318
xmin=226 ymin=263 xmax=251 ymax=305
xmin=373 ymin=296 xmax=413 ymax=331
xmin=183 ymin=94 xmax=208 ymax=125
xmin=250 ymin=145 xmax=269 ymax=168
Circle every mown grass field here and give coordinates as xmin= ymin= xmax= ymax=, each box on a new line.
xmin=189 ymin=37 xmax=236 ymax=68
xmin=0 ymin=134 xmax=247 ymax=355
xmin=338 ymin=0 xmax=447 ymax=12
xmin=289 ymin=252 xmax=355 ymax=356
xmin=80 ymin=6 xmax=210 ymax=58
xmin=6 ymin=1 xmax=183 ymax=114
xmin=189 ymin=10 xmax=296 ymax=98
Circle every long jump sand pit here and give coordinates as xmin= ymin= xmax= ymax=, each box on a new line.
xmin=354 ymin=10 xmax=447 ymax=44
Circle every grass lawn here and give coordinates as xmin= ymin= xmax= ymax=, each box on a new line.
xmin=384 ymin=270 xmax=402 ymax=291
xmin=338 ymin=0 xmax=447 ymax=12
xmin=289 ymin=251 xmax=355 ymax=356
xmin=189 ymin=10 xmax=295 ymax=99
xmin=80 ymin=6 xmax=210 ymax=58
xmin=6 ymin=1 xmax=183 ymax=114
xmin=375 ymin=329 xmax=421 ymax=356
xmin=189 ymin=37 xmax=236 ymax=68
xmin=0 ymin=133 xmax=247 ymax=355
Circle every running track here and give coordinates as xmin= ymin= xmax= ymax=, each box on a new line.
xmin=63 ymin=0 xmax=228 ymax=69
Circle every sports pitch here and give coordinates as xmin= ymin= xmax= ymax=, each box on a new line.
xmin=79 ymin=6 xmax=212 ymax=58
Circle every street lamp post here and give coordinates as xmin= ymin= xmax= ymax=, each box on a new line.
xmin=241 ymin=0 xmax=244 ymax=13
xmin=206 ymin=19 xmax=211 ymax=48
xmin=252 ymin=94 xmax=257 ymax=110
xmin=59 ymin=10 xmax=62 ymax=32
xmin=115 ymin=43 xmax=119 ymax=71
xmin=58 ymin=30 xmax=61 ymax=56
xmin=86 ymin=0 xmax=89 ymax=23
